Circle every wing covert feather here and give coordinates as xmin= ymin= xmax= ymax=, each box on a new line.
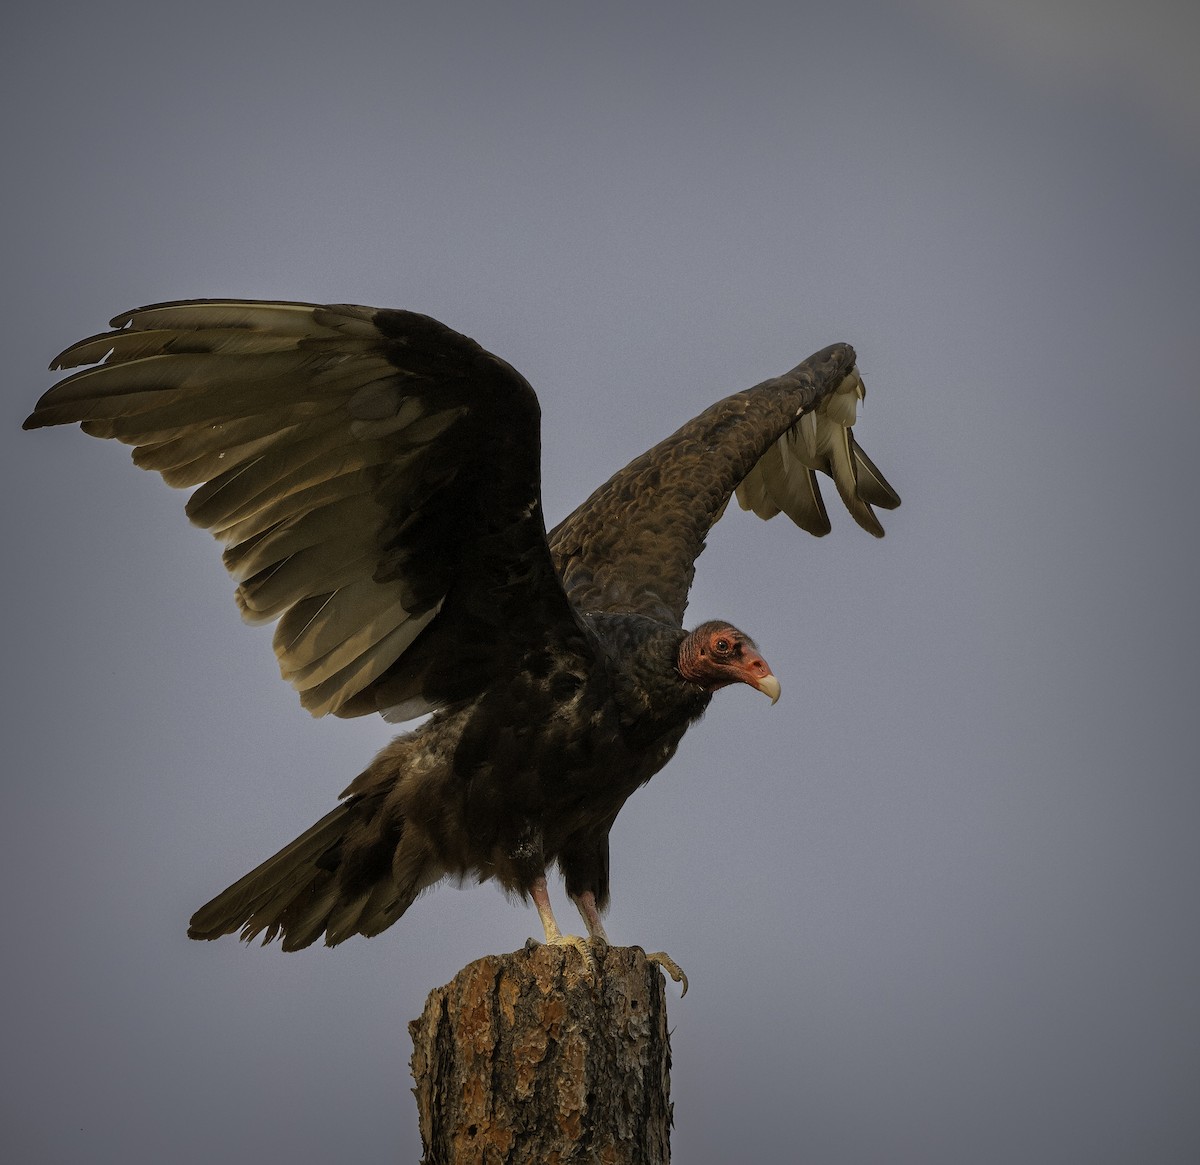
xmin=548 ymin=343 xmax=899 ymax=625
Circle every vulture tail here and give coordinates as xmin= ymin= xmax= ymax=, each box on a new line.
xmin=188 ymin=793 xmax=424 ymax=950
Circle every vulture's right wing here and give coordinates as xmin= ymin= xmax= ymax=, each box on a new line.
xmin=548 ymin=343 xmax=900 ymax=626
xmin=25 ymin=300 xmax=587 ymax=722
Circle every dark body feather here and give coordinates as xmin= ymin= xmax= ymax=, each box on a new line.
xmin=25 ymin=301 xmax=899 ymax=950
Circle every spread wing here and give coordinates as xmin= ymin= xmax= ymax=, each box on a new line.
xmin=548 ymin=342 xmax=900 ymax=625
xmin=25 ymin=300 xmax=587 ymax=720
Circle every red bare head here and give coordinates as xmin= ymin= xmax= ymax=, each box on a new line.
xmin=676 ymin=621 xmax=780 ymax=703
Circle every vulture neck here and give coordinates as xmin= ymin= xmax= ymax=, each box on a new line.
xmin=586 ymin=612 xmax=713 ymax=747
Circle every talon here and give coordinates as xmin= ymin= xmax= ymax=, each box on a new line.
xmin=644 ymin=950 xmax=689 ymax=997
xmin=550 ymin=933 xmax=600 ymax=985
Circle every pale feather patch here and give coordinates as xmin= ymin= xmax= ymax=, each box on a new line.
xmin=236 ymin=545 xmax=380 ymax=622
xmin=735 ymin=365 xmax=894 ymax=538
xmin=185 ymin=430 xmax=373 ymax=532
xmin=274 ymin=577 xmax=411 ymax=662
xmin=223 ymin=495 xmax=379 ymax=581
xmin=53 ymin=326 xmax=300 ymax=369
xmin=110 ymin=300 xmax=326 ymax=334
xmin=212 ymin=473 xmax=376 ymax=549
xmin=380 ymin=693 xmax=442 ymax=723
xmin=147 ymin=429 xmax=304 ymax=489
xmin=312 ymin=303 xmax=386 ymax=338
xmin=295 ymin=602 xmax=443 ymax=717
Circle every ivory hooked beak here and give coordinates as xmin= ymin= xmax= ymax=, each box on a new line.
xmin=754 ymin=673 xmax=781 ymax=705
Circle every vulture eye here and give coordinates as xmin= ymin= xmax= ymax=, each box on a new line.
xmin=715 ymin=637 xmax=730 ymax=653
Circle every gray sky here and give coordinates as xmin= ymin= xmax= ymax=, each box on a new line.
xmin=4 ymin=2 xmax=1198 ymax=1162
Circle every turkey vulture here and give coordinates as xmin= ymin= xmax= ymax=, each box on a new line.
xmin=24 ymin=300 xmax=899 ymax=977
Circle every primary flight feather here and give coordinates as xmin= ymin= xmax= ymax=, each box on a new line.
xmin=25 ymin=300 xmax=899 ymax=963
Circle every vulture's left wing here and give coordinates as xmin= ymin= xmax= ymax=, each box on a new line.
xmin=26 ymin=300 xmax=585 ymax=721
xmin=548 ymin=342 xmax=900 ymax=626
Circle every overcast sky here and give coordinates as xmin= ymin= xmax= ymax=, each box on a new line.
xmin=4 ymin=2 xmax=1198 ymax=1163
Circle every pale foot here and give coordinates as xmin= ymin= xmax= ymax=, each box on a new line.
xmin=642 ymin=949 xmax=689 ymax=997
xmin=527 ymin=932 xmax=601 ymax=986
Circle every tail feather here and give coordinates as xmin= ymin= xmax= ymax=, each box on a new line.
xmin=276 ymin=883 xmax=345 ymax=952
xmin=188 ymin=803 xmax=351 ymax=943
xmin=322 ymin=892 xmax=373 ymax=947
xmin=359 ymin=879 xmax=422 ymax=937
xmin=188 ymin=796 xmax=424 ymax=949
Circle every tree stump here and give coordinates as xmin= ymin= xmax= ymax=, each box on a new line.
xmin=409 ymin=943 xmax=674 ymax=1164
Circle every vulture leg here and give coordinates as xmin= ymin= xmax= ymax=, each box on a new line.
xmin=529 ymin=876 xmax=598 ymax=982
xmin=572 ymin=889 xmax=688 ymax=996
xmin=571 ymin=890 xmax=610 ymax=945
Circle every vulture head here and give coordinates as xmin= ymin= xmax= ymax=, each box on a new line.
xmin=677 ymin=621 xmax=780 ymax=703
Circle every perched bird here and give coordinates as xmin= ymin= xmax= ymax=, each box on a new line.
xmin=25 ymin=301 xmax=899 ymax=977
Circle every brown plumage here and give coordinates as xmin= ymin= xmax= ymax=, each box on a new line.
xmin=24 ymin=300 xmax=899 ymax=954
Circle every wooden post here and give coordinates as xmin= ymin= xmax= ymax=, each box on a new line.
xmin=409 ymin=943 xmax=674 ymax=1163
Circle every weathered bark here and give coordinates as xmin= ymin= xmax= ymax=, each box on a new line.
xmin=409 ymin=943 xmax=673 ymax=1164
